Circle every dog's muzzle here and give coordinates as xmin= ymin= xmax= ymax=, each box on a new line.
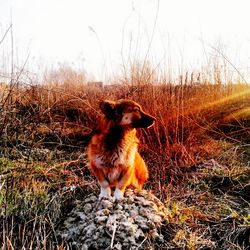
xmin=133 ymin=113 xmax=156 ymax=128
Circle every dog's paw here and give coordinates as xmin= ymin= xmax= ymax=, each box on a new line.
xmin=99 ymin=187 xmax=111 ymax=199
xmin=114 ymin=188 xmax=124 ymax=201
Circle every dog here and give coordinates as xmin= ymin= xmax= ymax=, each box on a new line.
xmin=87 ymin=99 xmax=156 ymax=200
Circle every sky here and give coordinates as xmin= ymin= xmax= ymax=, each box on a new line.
xmin=1 ymin=0 xmax=250 ymax=82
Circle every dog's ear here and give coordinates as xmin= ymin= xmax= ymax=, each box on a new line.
xmin=99 ymin=100 xmax=116 ymax=119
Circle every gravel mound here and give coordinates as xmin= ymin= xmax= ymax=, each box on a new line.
xmin=57 ymin=189 xmax=168 ymax=249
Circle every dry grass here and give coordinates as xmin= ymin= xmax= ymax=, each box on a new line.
xmin=0 ymin=65 xmax=250 ymax=249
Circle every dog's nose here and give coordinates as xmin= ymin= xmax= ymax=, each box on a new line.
xmin=151 ymin=116 xmax=156 ymax=122
xmin=142 ymin=114 xmax=156 ymax=128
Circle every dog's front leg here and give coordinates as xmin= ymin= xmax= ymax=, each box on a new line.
xmin=99 ymin=180 xmax=111 ymax=199
xmin=114 ymin=166 xmax=133 ymax=200
xmin=90 ymin=163 xmax=111 ymax=199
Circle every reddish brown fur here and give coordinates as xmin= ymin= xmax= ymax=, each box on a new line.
xmin=87 ymin=99 xmax=156 ymax=199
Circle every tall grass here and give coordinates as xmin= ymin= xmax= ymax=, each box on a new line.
xmin=1 ymin=64 xmax=249 ymax=184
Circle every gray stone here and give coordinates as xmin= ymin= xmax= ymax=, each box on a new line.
xmin=146 ymin=220 xmax=156 ymax=229
xmin=95 ymin=215 xmax=108 ymax=224
xmin=127 ymin=196 xmax=134 ymax=204
xmin=114 ymin=242 xmax=122 ymax=250
xmin=81 ymin=244 xmax=88 ymax=250
xmin=76 ymin=212 xmax=86 ymax=221
xmin=115 ymin=204 xmax=123 ymax=210
xmin=134 ymin=228 xmax=144 ymax=239
xmin=101 ymin=199 xmax=113 ymax=209
xmin=89 ymin=195 xmax=98 ymax=202
xmin=153 ymin=215 xmax=162 ymax=225
xmin=139 ymin=207 xmax=149 ymax=217
xmin=83 ymin=203 xmax=92 ymax=213
xmin=83 ymin=223 xmax=96 ymax=236
xmin=65 ymin=216 xmax=77 ymax=223
xmin=96 ymin=208 xmax=110 ymax=216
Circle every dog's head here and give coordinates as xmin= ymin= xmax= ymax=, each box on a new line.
xmin=99 ymin=99 xmax=156 ymax=128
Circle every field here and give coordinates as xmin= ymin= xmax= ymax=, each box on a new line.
xmin=0 ymin=66 xmax=250 ymax=249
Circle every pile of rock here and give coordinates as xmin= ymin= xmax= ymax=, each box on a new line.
xmin=57 ymin=189 xmax=168 ymax=249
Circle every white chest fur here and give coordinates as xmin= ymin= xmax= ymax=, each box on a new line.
xmin=94 ymin=144 xmax=137 ymax=169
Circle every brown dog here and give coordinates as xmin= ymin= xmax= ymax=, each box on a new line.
xmin=87 ymin=99 xmax=156 ymax=200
